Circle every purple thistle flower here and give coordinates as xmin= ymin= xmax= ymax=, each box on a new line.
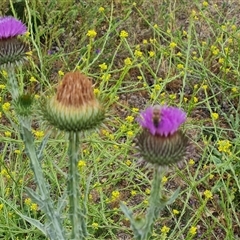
xmin=0 ymin=16 xmax=27 ymax=39
xmin=137 ymin=105 xmax=186 ymax=137
xmin=137 ymin=105 xmax=188 ymax=166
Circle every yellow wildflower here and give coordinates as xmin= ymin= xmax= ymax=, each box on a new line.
xmin=161 ymin=225 xmax=170 ymax=234
xmin=2 ymin=102 xmax=10 ymax=111
xmin=169 ymin=42 xmax=177 ymax=49
xmin=189 ymin=226 xmax=197 ymax=235
xmin=211 ymin=112 xmax=219 ymax=120
xmin=58 ymin=70 xmax=64 ymax=76
xmin=92 ymin=222 xmax=99 ymax=229
xmin=125 ymin=116 xmax=134 ymax=123
xmin=173 ymin=209 xmax=179 ymax=215
xmin=86 ymin=30 xmax=97 ymax=38
xmin=98 ymin=7 xmax=105 ymax=13
xmin=134 ymin=49 xmax=143 ymax=58
xmin=0 ymin=84 xmax=6 ymax=89
xmin=24 ymin=198 xmax=32 ymax=206
xmin=4 ymin=131 xmax=11 ymax=137
xmin=217 ymin=140 xmax=231 ymax=153
xmin=203 ymin=190 xmax=213 ymax=200
xmin=124 ymin=57 xmax=132 ymax=66
xmin=99 ymin=63 xmax=108 ymax=71
xmin=30 ymin=203 xmax=38 ymax=211
xmin=120 ymin=30 xmax=128 ymax=38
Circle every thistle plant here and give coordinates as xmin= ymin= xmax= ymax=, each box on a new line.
xmin=42 ymin=71 xmax=104 ymax=239
xmin=121 ymin=105 xmax=188 ymax=240
xmin=0 ymin=16 xmax=105 ymax=240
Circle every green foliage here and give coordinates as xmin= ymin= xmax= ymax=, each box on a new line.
xmin=0 ymin=0 xmax=240 ymax=239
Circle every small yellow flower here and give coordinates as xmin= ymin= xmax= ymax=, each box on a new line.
xmin=176 ymin=51 xmax=182 ymax=57
xmin=143 ymin=199 xmax=148 ymax=205
xmin=154 ymin=84 xmax=161 ymax=91
xmin=120 ymin=30 xmax=128 ymax=38
xmin=125 ymin=159 xmax=132 ymax=166
xmin=161 ymin=225 xmax=170 ymax=234
xmin=217 ymin=140 xmax=231 ymax=153
xmin=202 ymin=1 xmax=209 ymax=7
xmin=211 ymin=112 xmax=219 ymax=120
xmin=125 ymin=116 xmax=134 ymax=123
xmin=203 ymin=190 xmax=213 ymax=200
xmin=169 ymin=42 xmax=177 ymax=49
xmin=24 ymin=198 xmax=32 ymax=206
xmin=134 ymin=49 xmax=143 ymax=58
xmin=131 ymin=190 xmax=137 ymax=196
xmin=145 ymin=188 xmax=151 ymax=195
xmin=142 ymin=39 xmax=148 ymax=44
xmin=161 ymin=176 xmax=168 ymax=183
xmin=87 ymin=30 xmax=97 ymax=38
xmin=58 ymin=70 xmax=64 ymax=76
xmin=189 ymin=226 xmax=197 ymax=235
xmin=124 ymin=57 xmax=132 ymax=66
xmin=14 ymin=149 xmax=21 ymax=154
xmin=101 ymin=73 xmax=111 ymax=81
xmin=78 ymin=160 xmax=86 ymax=168
xmin=209 ymin=174 xmax=214 ymax=180
xmin=94 ymin=88 xmax=100 ymax=95
xmin=193 ymin=97 xmax=198 ymax=103
xmin=0 ymin=84 xmax=6 ymax=89
xmin=2 ymin=102 xmax=10 ymax=111
xmin=34 ymin=94 xmax=40 ymax=99
xmin=98 ymin=7 xmax=105 ymax=13
xmin=231 ymin=87 xmax=238 ymax=93
xmin=127 ymin=131 xmax=134 ymax=137
xmin=201 ymin=84 xmax=208 ymax=90
xmin=177 ymin=64 xmax=184 ymax=69
xmin=99 ymin=63 xmax=108 ymax=71
xmin=30 ymin=203 xmax=38 ymax=211
xmin=131 ymin=107 xmax=139 ymax=113
xmin=4 ymin=131 xmax=11 ymax=137
xmin=173 ymin=209 xmax=179 ymax=215
xmin=111 ymin=190 xmax=120 ymax=201
xmin=91 ymin=222 xmax=99 ymax=229
xmin=188 ymin=159 xmax=195 ymax=165
xmin=30 ymin=76 xmax=37 ymax=82
xmin=34 ymin=131 xmax=44 ymax=138
xmin=148 ymin=51 xmax=155 ymax=57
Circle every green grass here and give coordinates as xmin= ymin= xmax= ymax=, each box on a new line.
xmin=1 ymin=0 xmax=240 ymax=239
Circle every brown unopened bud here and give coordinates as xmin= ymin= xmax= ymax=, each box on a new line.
xmin=42 ymin=71 xmax=104 ymax=132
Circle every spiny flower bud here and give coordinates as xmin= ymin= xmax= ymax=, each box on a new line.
xmin=42 ymin=71 xmax=104 ymax=132
xmin=137 ymin=105 xmax=187 ymax=166
xmin=0 ymin=16 xmax=29 ymax=67
xmin=14 ymin=94 xmax=34 ymax=117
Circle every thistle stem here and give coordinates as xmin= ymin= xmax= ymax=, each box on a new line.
xmin=68 ymin=132 xmax=87 ymax=239
xmin=138 ymin=167 xmax=166 ymax=240
xmin=7 ymin=66 xmax=19 ymax=100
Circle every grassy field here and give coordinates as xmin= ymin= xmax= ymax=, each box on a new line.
xmin=1 ymin=0 xmax=240 ymax=239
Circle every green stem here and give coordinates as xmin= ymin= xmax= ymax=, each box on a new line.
xmin=7 ymin=66 xmax=19 ymax=100
xmin=139 ymin=167 xmax=166 ymax=240
xmin=68 ymin=132 xmax=87 ymax=239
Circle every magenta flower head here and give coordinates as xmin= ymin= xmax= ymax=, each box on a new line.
xmin=0 ymin=16 xmax=29 ymax=68
xmin=137 ymin=105 xmax=188 ymax=166
xmin=0 ymin=16 xmax=27 ymax=39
